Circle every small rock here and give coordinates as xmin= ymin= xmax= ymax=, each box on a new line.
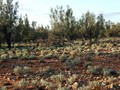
xmin=96 ymin=77 xmax=100 ymax=80
xmin=102 ymin=81 xmax=109 ymax=85
xmin=72 ymin=82 xmax=78 ymax=90
xmin=101 ymin=82 xmax=106 ymax=86
xmin=3 ymin=76 xmax=6 ymax=79
xmin=7 ymin=77 xmax=11 ymax=81
xmin=109 ymin=83 xmax=114 ymax=89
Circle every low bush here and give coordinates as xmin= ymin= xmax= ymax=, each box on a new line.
xmin=84 ymin=61 xmax=92 ymax=68
xmin=87 ymin=66 xmax=103 ymax=75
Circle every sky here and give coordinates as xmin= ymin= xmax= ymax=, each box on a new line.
xmin=14 ymin=0 xmax=120 ymax=26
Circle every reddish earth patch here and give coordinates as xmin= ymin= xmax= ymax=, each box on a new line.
xmin=0 ymin=55 xmax=120 ymax=90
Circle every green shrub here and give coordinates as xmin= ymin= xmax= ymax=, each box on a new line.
xmin=0 ymin=54 xmax=9 ymax=61
xmin=31 ymin=80 xmax=38 ymax=87
xmin=88 ymin=66 xmax=103 ymax=75
xmin=86 ymin=54 xmax=93 ymax=61
xmin=72 ymin=57 xmax=81 ymax=65
xmin=14 ymin=66 xmax=31 ymax=76
xmin=16 ymin=79 xmax=29 ymax=89
xmin=38 ymin=57 xmax=45 ymax=63
xmin=0 ymin=86 xmax=7 ymax=90
xmin=84 ymin=61 xmax=92 ymax=68
xmin=9 ymin=54 xmax=18 ymax=59
xmin=44 ymin=53 xmax=53 ymax=59
xmin=16 ymin=52 xmax=22 ymax=59
xmin=57 ymin=86 xmax=70 ymax=90
xmin=23 ymin=66 xmax=31 ymax=74
xmin=50 ymin=74 xmax=65 ymax=84
xmin=59 ymin=54 xmax=68 ymax=62
xmin=78 ymin=81 xmax=101 ymax=90
xmin=39 ymin=67 xmax=56 ymax=77
xmin=103 ymin=68 xmax=118 ymax=76
xmin=14 ymin=66 xmax=23 ymax=76
xmin=28 ymin=54 xmax=36 ymax=59
xmin=39 ymin=79 xmax=53 ymax=89
xmin=68 ymin=74 xmax=78 ymax=84
xmin=64 ymin=57 xmax=81 ymax=70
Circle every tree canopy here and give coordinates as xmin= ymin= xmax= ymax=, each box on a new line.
xmin=0 ymin=1 xmax=119 ymax=49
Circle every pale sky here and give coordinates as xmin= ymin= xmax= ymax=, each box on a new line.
xmin=15 ymin=0 xmax=120 ymax=26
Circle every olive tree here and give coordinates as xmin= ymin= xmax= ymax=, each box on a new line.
xmin=0 ymin=0 xmax=18 ymax=49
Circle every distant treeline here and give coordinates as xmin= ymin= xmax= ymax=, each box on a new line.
xmin=0 ymin=0 xmax=120 ymax=49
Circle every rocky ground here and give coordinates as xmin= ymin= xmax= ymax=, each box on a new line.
xmin=0 ymin=54 xmax=120 ymax=90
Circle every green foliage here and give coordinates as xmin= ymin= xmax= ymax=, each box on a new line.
xmin=44 ymin=53 xmax=53 ymax=59
xmin=14 ymin=66 xmax=31 ymax=76
xmin=78 ymin=81 xmax=101 ymax=90
xmin=0 ymin=3 xmax=119 ymax=49
xmin=39 ymin=66 xmax=56 ymax=77
xmin=27 ymin=54 xmax=37 ymax=60
xmin=57 ymin=86 xmax=70 ymax=90
xmin=23 ymin=66 xmax=31 ymax=74
xmin=50 ymin=5 xmax=77 ymax=40
xmin=64 ymin=57 xmax=81 ymax=70
xmin=31 ymin=80 xmax=38 ymax=87
xmin=59 ymin=54 xmax=68 ymax=62
xmin=36 ymin=25 xmax=49 ymax=40
xmin=13 ymin=66 xmax=23 ymax=76
xmin=50 ymin=74 xmax=65 ymax=84
xmin=84 ymin=61 xmax=92 ymax=68
xmin=67 ymin=74 xmax=78 ymax=84
xmin=0 ymin=86 xmax=7 ymax=90
xmin=87 ymin=65 xmax=103 ymax=75
xmin=86 ymin=54 xmax=93 ymax=61
xmin=0 ymin=53 xmax=9 ymax=61
xmin=38 ymin=56 xmax=45 ymax=63
xmin=39 ymin=79 xmax=53 ymax=89
xmin=16 ymin=79 xmax=29 ymax=89
xmin=103 ymin=68 xmax=118 ymax=76
xmin=0 ymin=0 xmax=19 ymax=49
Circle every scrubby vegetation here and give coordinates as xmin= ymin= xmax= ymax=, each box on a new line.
xmin=0 ymin=38 xmax=119 ymax=90
xmin=0 ymin=0 xmax=120 ymax=90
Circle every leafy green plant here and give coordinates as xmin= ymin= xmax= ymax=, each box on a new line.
xmin=64 ymin=57 xmax=81 ymax=70
xmin=0 ymin=86 xmax=7 ymax=90
xmin=78 ymin=81 xmax=101 ymax=90
xmin=68 ymin=74 xmax=78 ymax=84
xmin=50 ymin=73 xmax=65 ymax=84
xmin=14 ymin=66 xmax=31 ymax=76
xmin=39 ymin=66 xmax=56 ymax=77
xmin=39 ymin=79 xmax=53 ymax=89
xmin=38 ymin=56 xmax=45 ymax=63
xmin=28 ymin=54 xmax=37 ymax=59
xmin=59 ymin=54 xmax=68 ymax=62
xmin=84 ymin=61 xmax=92 ymax=68
xmin=14 ymin=66 xmax=23 ymax=76
xmin=44 ymin=53 xmax=53 ymax=59
xmin=72 ymin=57 xmax=81 ymax=65
xmin=16 ymin=79 xmax=29 ymax=89
xmin=88 ymin=81 xmax=101 ymax=89
xmin=78 ymin=85 xmax=91 ymax=90
xmin=86 ymin=54 xmax=93 ymax=61
xmin=23 ymin=66 xmax=31 ymax=74
xmin=31 ymin=80 xmax=38 ymax=87
xmin=0 ymin=54 xmax=9 ymax=61
xmin=57 ymin=86 xmax=70 ymax=90
xmin=103 ymin=68 xmax=118 ymax=76
xmin=87 ymin=65 xmax=103 ymax=75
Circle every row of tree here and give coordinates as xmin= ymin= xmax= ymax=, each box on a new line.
xmin=0 ymin=0 xmax=120 ymax=49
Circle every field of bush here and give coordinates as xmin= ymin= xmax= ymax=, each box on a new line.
xmin=0 ymin=38 xmax=119 ymax=90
